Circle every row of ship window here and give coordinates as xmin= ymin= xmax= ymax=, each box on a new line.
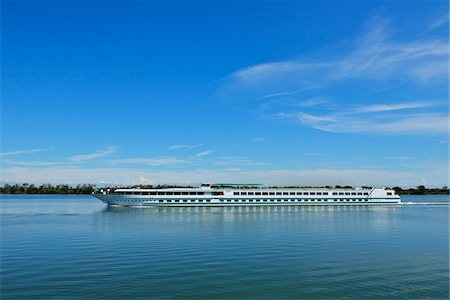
xmin=115 ymin=191 xmax=371 ymax=196
xmin=152 ymin=199 xmax=370 ymax=203
xmin=116 ymin=191 xmax=206 ymax=195
xmin=233 ymin=191 xmax=369 ymax=196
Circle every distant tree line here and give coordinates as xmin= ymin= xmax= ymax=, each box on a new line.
xmin=0 ymin=183 xmax=95 ymax=194
xmin=0 ymin=183 xmax=193 ymax=194
xmin=392 ymin=185 xmax=449 ymax=195
xmin=0 ymin=183 xmax=448 ymax=195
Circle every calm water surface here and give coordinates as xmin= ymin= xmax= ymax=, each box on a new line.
xmin=1 ymin=195 xmax=449 ymax=299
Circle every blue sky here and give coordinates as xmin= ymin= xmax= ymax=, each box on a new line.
xmin=1 ymin=1 xmax=449 ymax=187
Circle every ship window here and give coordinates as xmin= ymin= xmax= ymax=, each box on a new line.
xmin=387 ymin=192 xmax=392 ymax=195
xmin=334 ymin=199 xmax=337 ymax=201
xmin=324 ymin=199 xmax=328 ymax=201
xmin=345 ymin=192 xmax=350 ymax=195
xmin=283 ymin=199 xmax=288 ymax=202
xmin=255 ymin=192 xmax=261 ymax=195
xmin=182 ymin=192 xmax=188 ymax=195
xmin=351 ymin=192 xmax=356 ymax=195
xmin=338 ymin=192 xmax=343 ymax=195
xmin=304 ymin=199 xmax=308 ymax=202
xmin=241 ymin=192 xmax=247 ymax=195
xmin=182 ymin=200 xmax=187 ymax=202
xmin=175 ymin=200 xmax=180 ymax=202
xmin=174 ymin=192 xmax=181 ymax=195
xmin=332 ymin=192 xmax=337 ymax=195
xmin=206 ymin=200 xmax=211 ymax=202
xmin=270 ymin=199 xmax=275 ymax=202
xmin=199 ymin=199 xmax=204 ymax=202
xmin=310 ymin=192 xmax=316 ymax=195
xmin=303 ymin=192 xmax=309 ymax=195
xmin=227 ymin=200 xmax=232 ymax=202
xmin=363 ymin=193 xmax=369 ymax=195
xmin=364 ymin=199 xmax=368 ymax=201
xmin=262 ymin=192 xmax=268 ymax=195
xmin=190 ymin=192 xmax=196 ymax=195
xmin=263 ymin=199 xmax=268 ymax=202
xmin=197 ymin=192 xmax=204 ymax=195
xmin=276 ymin=192 xmax=282 ymax=195
xmin=318 ymin=199 xmax=321 ymax=201
xmin=317 ymin=192 xmax=322 ymax=195
xmin=248 ymin=192 xmax=254 ymax=195
xmin=142 ymin=192 xmax=149 ymax=195
xmin=159 ymin=200 xmax=163 ymax=202
xmin=359 ymin=199 xmax=362 ymax=201
xmin=323 ymin=192 xmax=329 ymax=195
xmin=166 ymin=192 xmax=173 ymax=195
xmin=277 ymin=199 xmax=282 ymax=202
xmin=340 ymin=199 xmax=344 ymax=201
xmin=357 ymin=192 xmax=362 ymax=195
xmin=283 ymin=192 xmax=288 ymax=195
xmin=346 ymin=199 xmax=350 ymax=201
xmin=290 ymin=192 xmax=295 ymax=195
xmin=157 ymin=192 xmax=165 ymax=195
xmin=233 ymin=192 xmax=239 ymax=195
xmin=167 ymin=200 xmax=172 ymax=203
xmin=269 ymin=192 xmax=275 ymax=195
xmin=296 ymin=192 xmax=301 ymax=195
xmin=249 ymin=199 xmax=254 ymax=202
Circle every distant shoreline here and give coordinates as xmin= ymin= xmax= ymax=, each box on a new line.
xmin=0 ymin=184 xmax=448 ymax=195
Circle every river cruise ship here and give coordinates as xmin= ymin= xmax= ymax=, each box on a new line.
xmin=94 ymin=184 xmax=401 ymax=206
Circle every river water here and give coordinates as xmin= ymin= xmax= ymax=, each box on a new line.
xmin=1 ymin=194 xmax=448 ymax=299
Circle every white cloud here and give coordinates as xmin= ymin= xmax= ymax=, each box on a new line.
xmin=168 ymin=144 xmax=200 ymax=150
xmin=0 ymin=148 xmax=45 ymax=157
xmin=111 ymin=157 xmax=184 ymax=166
xmin=426 ymin=13 xmax=449 ymax=32
xmin=196 ymin=150 xmax=213 ymax=157
xmin=218 ymin=15 xmax=449 ymax=136
xmin=1 ymin=160 xmax=74 ymax=166
xmin=213 ymin=156 xmax=268 ymax=167
xmin=221 ymin=17 xmax=447 ymax=98
xmin=257 ymin=85 xmax=321 ymax=100
xmin=351 ymin=102 xmax=437 ymax=113
xmin=70 ymin=146 xmax=117 ymax=162
xmin=298 ymin=112 xmax=449 ymax=134
xmin=0 ymin=166 xmax=447 ymax=187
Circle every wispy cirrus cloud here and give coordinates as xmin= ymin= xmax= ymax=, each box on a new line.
xmin=218 ymin=15 xmax=448 ymax=135
xmin=350 ymin=102 xmax=438 ymax=113
xmin=111 ymin=157 xmax=184 ymax=166
xmin=256 ymin=85 xmax=321 ymax=100
xmin=196 ymin=150 xmax=213 ymax=157
xmin=298 ymin=111 xmax=449 ymax=134
xmin=168 ymin=144 xmax=200 ymax=150
xmin=0 ymin=148 xmax=46 ymax=157
xmin=426 ymin=13 xmax=449 ymax=32
xmin=1 ymin=160 xmax=74 ymax=166
xmin=70 ymin=146 xmax=117 ymax=162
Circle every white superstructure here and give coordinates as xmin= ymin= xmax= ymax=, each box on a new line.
xmin=94 ymin=184 xmax=401 ymax=207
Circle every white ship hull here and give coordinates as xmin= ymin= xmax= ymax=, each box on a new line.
xmin=94 ymin=186 xmax=401 ymax=207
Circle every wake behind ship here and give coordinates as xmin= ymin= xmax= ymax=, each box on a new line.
xmin=94 ymin=183 xmax=401 ymax=207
